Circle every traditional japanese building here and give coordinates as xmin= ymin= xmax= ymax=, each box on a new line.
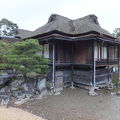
xmin=24 ymin=14 xmax=120 ymax=91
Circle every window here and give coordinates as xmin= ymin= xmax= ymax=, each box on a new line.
xmin=95 ymin=43 xmax=107 ymax=61
xmin=44 ymin=44 xmax=49 ymax=58
xmin=102 ymin=46 xmax=107 ymax=59
xmin=95 ymin=43 xmax=118 ymax=62
xmin=95 ymin=44 xmax=100 ymax=60
xmin=114 ymin=46 xmax=118 ymax=60
xmin=94 ymin=45 xmax=98 ymax=59
xmin=109 ymin=46 xmax=118 ymax=61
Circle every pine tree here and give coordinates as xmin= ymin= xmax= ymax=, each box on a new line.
xmin=0 ymin=39 xmax=50 ymax=80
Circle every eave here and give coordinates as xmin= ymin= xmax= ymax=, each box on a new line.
xmin=24 ymin=30 xmax=120 ymax=44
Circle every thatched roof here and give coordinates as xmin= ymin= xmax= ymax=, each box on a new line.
xmin=16 ymin=29 xmax=32 ymax=39
xmin=0 ymin=36 xmax=22 ymax=43
xmin=0 ymin=29 xmax=31 ymax=43
xmin=24 ymin=14 xmax=114 ymax=39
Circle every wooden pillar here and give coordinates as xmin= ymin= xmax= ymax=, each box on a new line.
xmin=107 ymin=45 xmax=110 ymax=83
xmin=52 ymin=41 xmax=55 ymax=91
xmin=92 ymin=40 xmax=96 ymax=87
xmin=118 ymin=45 xmax=120 ymax=81
xmin=71 ymin=41 xmax=74 ymax=87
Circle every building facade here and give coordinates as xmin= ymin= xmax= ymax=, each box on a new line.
xmin=24 ymin=14 xmax=120 ymax=90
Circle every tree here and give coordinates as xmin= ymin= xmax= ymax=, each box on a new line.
xmin=0 ymin=39 xmax=50 ymax=80
xmin=113 ymin=28 xmax=120 ymax=37
xmin=0 ymin=18 xmax=18 ymax=37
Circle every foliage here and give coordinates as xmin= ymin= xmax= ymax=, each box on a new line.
xmin=0 ymin=18 xmax=18 ymax=36
xmin=0 ymin=41 xmax=10 ymax=55
xmin=113 ymin=28 xmax=120 ymax=37
xmin=117 ymin=37 xmax=120 ymax=40
xmin=0 ymin=39 xmax=50 ymax=79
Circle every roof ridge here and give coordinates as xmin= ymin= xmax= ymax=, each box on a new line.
xmin=74 ymin=14 xmax=100 ymax=26
xmin=23 ymin=14 xmax=113 ymax=39
xmin=48 ymin=14 xmax=71 ymax=23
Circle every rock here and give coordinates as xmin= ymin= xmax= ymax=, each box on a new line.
xmin=111 ymin=92 xmax=116 ymax=96
xmin=21 ymin=83 xmax=29 ymax=92
xmin=10 ymin=79 xmax=23 ymax=91
xmin=18 ymin=94 xmax=26 ymax=100
xmin=0 ymin=86 xmax=11 ymax=96
xmin=14 ymin=98 xmax=29 ymax=106
xmin=0 ymin=78 xmax=10 ymax=88
xmin=10 ymin=78 xmax=36 ymax=100
xmin=54 ymin=91 xmax=61 ymax=96
xmin=35 ymin=95 xmax=42 ymax=100
xmin=89 ymin=87 xmax=98 ymax=96
xmin=25 ymin=93 xmax=33 ymax=99
xmin=46 ymin=80 xmax=52 ymax=90
xmin=47 ymin=91 xmax=52 ymax=96
xmin=12 ymin=90 xmax=25 ymax=99
xmin=116 ymin=91 xmax=120 ymax=96
xmin=37 ymin=78 xmax=47 ymax=96
xmin=1 ymin=95 xmax=9 ymax=107
xmin=108 ymin=83 xmax=115 ymax=89
xmin=70 ymin=82 xmax=75 ymax=90
xmin=55 ymin=71 xmax=63 ymax=91
xmin=0 ymin=72 xmax=16 ymax=88
xmin=21 ymin=80 xmax=36 ymax=95
xmin=54 ymin=87 xmax=63 ymax=92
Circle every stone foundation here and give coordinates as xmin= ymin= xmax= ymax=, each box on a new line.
xmin=55 ymin=71 xmax=63 ymax=92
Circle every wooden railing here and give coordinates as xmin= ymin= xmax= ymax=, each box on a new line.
xmin=96 ymin=58 xmax=118 ymax=64
xmin=53 ymin=59 xmax=118 ymax=66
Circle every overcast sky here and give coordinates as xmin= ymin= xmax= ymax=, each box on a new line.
xmin=0 ymin=0 xmax=120 ymax=33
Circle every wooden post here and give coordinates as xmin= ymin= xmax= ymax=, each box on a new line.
xmin=118 ymin=45 xmax=120 ymax=81
xmin=71 ymin=41 xmax=74 ymax=88
xmin=92 ymin=40 xmax=96 ymax=87
xmin=107 ymin=45 xmax=110 ymax=83
xmin=52 ymin=41 xmax=55 ymax=91
xmin=88 ymin=40 xmax=98 ymax=96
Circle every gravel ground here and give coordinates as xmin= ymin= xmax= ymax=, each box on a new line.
xmin=18 ymin=88 xmax=120 ymax=120
xmin=0 ymin=106 xmax=44 ymax=120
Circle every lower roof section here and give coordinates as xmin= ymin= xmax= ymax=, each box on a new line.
xmin=33 ymin=32 xmax=120 ymax=45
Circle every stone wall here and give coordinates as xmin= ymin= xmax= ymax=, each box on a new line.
xmin=54 ymin=70 xmax=72 ymax=91
xmin=0 ymin=76 xmax=48 ymax=100
xmin=55 ymin=71 xmax=63 ymax=91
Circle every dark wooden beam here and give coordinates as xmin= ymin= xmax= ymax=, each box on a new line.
xmin=71 ymin=41 xmax=74 ymax=86
xmin=38 ymin=35 xmax=72 ymax=42
xmin=98 ymin=38 xmax=120 ymax=45
xmin=34 ymin=34 xmax=120 ymax=45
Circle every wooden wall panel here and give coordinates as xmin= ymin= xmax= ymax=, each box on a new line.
xmin=109 ymin=46 xmax=114 ymax=60
xmin=75 ymin=41 xmax=92 ymax=64
xmin=56 ymin=41 xmax=72 ymax=63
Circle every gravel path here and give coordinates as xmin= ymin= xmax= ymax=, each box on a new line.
xmin=20 ymin=88 xmax=120 ymax=120
xmin=0 ymin=106 xmax=44 ymax=120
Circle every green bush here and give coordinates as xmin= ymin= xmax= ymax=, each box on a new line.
xmin=0 ymin=39 xmax=50 ymax=80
